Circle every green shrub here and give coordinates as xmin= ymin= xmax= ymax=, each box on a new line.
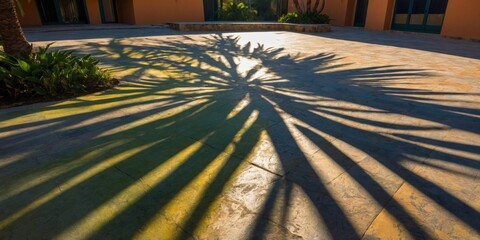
xmin=218 ymin=0 xmax=257 ymax=21
xmin=0 ymin=44 xmax=114 ymax=100
xmin=278 ymin=12 xmax=331 ymax=24
xmin=252 ymin=0 xmax=279 ymax=21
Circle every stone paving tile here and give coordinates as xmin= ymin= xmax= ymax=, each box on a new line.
xmin=194 ymin=165 xmax=280 ymax=239
xmin=363 ymin=170 xmax=479 ymax=239
xmin=1 ymin=27 xmax=479 ymax=239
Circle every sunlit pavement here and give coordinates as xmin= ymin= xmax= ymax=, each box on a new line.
xmin=1 ymin=27 xmax=479 ymax=239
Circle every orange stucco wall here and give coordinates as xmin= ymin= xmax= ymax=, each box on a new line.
xmin=441 ymin=0 xmax=480 ymax=40
xmin=17 ymin=0 xmax=42 ymax=26
xmin=132 ymin=0 xmax=204 ymax=25
xmin=86 ymin=0 xmax=102 ymax=24
xmin=116 ymin=0 xmax=136 ymax=24
xmin=324 ymin=0 xmax=356 ymax=26
xmin=287 ymin=0 xmax=297 ymax=12
xmin=344 ymin=0 xmax=356 ymax=26
xmin=16 ymin=0 xmax=479 ymax=41
xmin=288 ymin=0 xmax=356 ymax=26
xmin=364 ymin=0 xmax=395 ymax=30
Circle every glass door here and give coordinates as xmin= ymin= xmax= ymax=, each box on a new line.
xmin=392 ymin=0 xmax=410 ymax=28
xmin=36 ymin=0 xmax=87 ymax=24
xmin=100 ymin=0 xmax=118 ymax=23
xmin=408 ymin=0 xmax=428 ymax=31
xmin=392 ymin=0 xmax=448 ymax=33
xmin=36 ymin=0 xmax=60 ymax=23
xmin=58 ymin=0 xmax=87 ymax=23
xmin=425 ymin=0 xmax=448 ymax=33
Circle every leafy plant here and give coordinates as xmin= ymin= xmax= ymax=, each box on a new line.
xmin=252 ymin=0 xmax=279 ymax=21
xmin=0 ymin=44 xmax=114 ymax=100
xmin=278 ymin=12 xmax=331 ymax=24
xmin=218 ymin=0 xmax=257 ymax=21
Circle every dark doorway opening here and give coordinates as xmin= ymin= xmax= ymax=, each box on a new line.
xmin=354 ymin=0 xmax=369 ymax=27
xmin=36 ymin=0 xmax=60 ymax=23
xmin=203 ymin=0 xmax=219 ymax=21
xmin=36 ymin=0 xmax=88 ymax=24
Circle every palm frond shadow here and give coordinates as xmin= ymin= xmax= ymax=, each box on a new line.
xmin=0 ymin=34 xmax=478 ymax=239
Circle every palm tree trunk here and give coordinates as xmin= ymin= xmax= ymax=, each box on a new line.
xmin=0 ymin=0 xmax=32 ymax=55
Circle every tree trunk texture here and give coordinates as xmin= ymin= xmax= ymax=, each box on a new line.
xmin=317 ymin=0 xmax=326 ymax=13
xmin=292 ymin=0 xmax=301 ymax=12
xmin=306 ymin=0 xmax=312 ymax=12
xmin=293 ymin=0 xmax=325 ymax=13
xmin=0 ymin=0 xmax=32 ymax=55
xmin=313 ymin=0 xmax=320 ymax=12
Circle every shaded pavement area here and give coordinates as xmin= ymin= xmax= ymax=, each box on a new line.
xmin=1 ymin=27 xmax=479 ymax=239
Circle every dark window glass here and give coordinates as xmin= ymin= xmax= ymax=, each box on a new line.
xmin=36 ymin=0 xmax=59 ymax=23
xmin=427 ymin=0 xmax=448 ymax=26
xmin=395 ymin=0 xmax=410 ymax=13
xmin=429 ymin=0 xmax=448 ymax=13
xmin=410 ymin=0 xmax=427 ymax=24
xmin=411 ymin=0 xmax=427 ymax=13
xmin=394 ymin=0 xmax=411 ymax=24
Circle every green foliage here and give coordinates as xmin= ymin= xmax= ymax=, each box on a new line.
xmin=252 ymin=0 xmax=279 ymax=21
xmin=0 ymin=44 xmax=113 ymax=99
xmin=278 ymin=12 xmax=331 ymax=24
xmin=218 ymin=0 xmax=257 ymax=21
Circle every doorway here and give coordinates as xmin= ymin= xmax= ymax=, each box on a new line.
xmin=36 ymin=0 xmax=88 ymax=24
xmin=354 ymin=0 xmax=369 ymax=27
xmin=100 ymin=0 xmax=118 ymax=23
xmin=392 ymin=0 xmax=448 ymax=33
xmin=203 ymin=0 xmax=219 ymax=21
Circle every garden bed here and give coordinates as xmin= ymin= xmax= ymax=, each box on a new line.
xmin=0 ymin=79 xmax=119 ymax=109
xmin=168 ymin=22 xmax=331 ymax=33
xmin=1 ymin=45 xmax=118 ymax=109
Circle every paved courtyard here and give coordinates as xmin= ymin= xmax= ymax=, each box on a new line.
xmin=1 ymin=27 xmax=479 ymax=239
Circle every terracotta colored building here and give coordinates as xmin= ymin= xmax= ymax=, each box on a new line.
xmin=18 ymin=0 xmax=480 ymax=40
xmin=287 ymin=0 xmax=480 ymax=40
xmin=18 ymin=0 xmax=205 ymax=26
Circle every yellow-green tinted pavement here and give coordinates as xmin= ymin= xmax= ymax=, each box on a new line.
xmin=1 ymin=27 xmax=480 ymax=239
